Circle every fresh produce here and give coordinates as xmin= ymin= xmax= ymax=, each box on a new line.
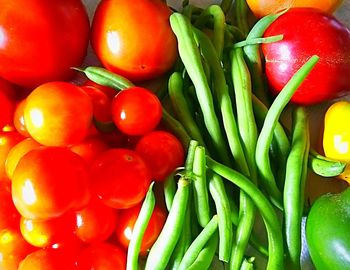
xmin=306 ymin=187 xmax=350 ymax=270
xmin=262 ymin=8 xmax=350 ymax=105
xmin=0 ymin=0 xmax=90 ymax=88
xmin=91 ymin=0 xmax=178 ymax=81
xmin=246 ymin=0 xmax=344 ymax=18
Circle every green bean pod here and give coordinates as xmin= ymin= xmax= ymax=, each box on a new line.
xmin=308 ymin=149 xmax=346 ymax=177
xmin=232 ymin=0 xmax=250 ymax=37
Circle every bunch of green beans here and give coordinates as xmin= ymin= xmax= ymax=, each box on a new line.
xmin=76 ymin=2 xmax=347 ymax=269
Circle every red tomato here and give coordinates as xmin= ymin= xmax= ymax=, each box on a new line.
xmin=5 ymin=137 xmax=42 ymax=179
xmin=135 ymin=130 xmax=185 ymax=181
xmin=0 ymin=78 xmax=16 ymax=129
xmin=23 ymin=82 xmax=93 ymax=146
xmin=20 ymin=212 xmax=76 ymax=248
xmin=262 ymin=8 xmax=350 ymax=105
xmin=0 ymin=0 xmax=90 ymax=88
xmin=111 ymin=87 xmax=162 ymax=136
xmin=18 ymin=248 xmax=77 ymax=270
xmin=0 ymin=180 xmax=20 ymax=230
xmin=13 ymin=99 xmax=30 ymax=137
xmin=115 ymin=203 xmax=166 ymax=255
xmin=11 ymin=147 xmax=90 ymax=220
xmin=90 ymin=148 xmax=151 ymax=209
xmin=0 ymin=228 xmax=36 ymax=270
xmin=75 ymin=198 xmax=117 ymax=244
xmin=76 ymin=242 xmax=126 ymax=270
xmin=91 ymin=0 xmax=177 ymax=81
xmin=247 ymin=0 xmax=344 ymax=18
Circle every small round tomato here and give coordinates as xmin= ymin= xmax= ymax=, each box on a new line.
xmin=20 ymin=212 xmax=76 ymax=248
xmin=76 ymin=242 xmax=126 ymax=270
xmin=115 ymin=203 xmax=166 ymax=255
xmin=90 ymin=148 xmax=151 ymax=209
xmin=75 ymin=198 xmax=117 ymax=244
xmin=0 ymin=228 xmax=36 ymax=270
xmin=13 ymin=99 xmax=30 ymax=137
xmin=5 ymin=138 xmax=42 ymax=179
xmin=135 ymin=130 xmax=185 ymax=181
xmin=23 ymin=82 xmax=93 ymax=146
xmin=111 ymin=87 xmax=162 ymax=136
xmin=11 ymin=147 xmax=90 ymax=220
xmin=0 ymin=0 xmax=90 ymax=88
xmin=0 ymin=180 xmax=20 ymax=230
xmin=247 ymin=0 xmax=344 ymax=18
xmin=18 ymin=248 xmax=77 ymax=270
xmin=91 ymin=0 xmax=177 ymax=81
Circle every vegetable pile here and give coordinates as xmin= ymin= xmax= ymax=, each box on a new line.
xmin=0 ymin=0 xmax=350 ymax=270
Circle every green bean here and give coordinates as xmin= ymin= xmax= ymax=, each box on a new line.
xmin=300 ymin=124 xmax=310 ymax=216
xmin=308 ymin=149 xmax=346 ymax=177
xmin=240 ymin=257 xmax=255 ymax=270
xmin=73 ymin=66 xmax=134 ymax=90
xmin=169 ymin=13 xmax=231 ymax=165
xmin=232 ymin=0 xmax=250 ymax=37
xmin=220 ymin=0 xmax=233 ymax=14
xmin=144 ymin=177 xmax=190 ymax=270
xmin=164 ymin=173 xmax=177 ymax=212
xmin=187 ymin=232 xmax=219 ymax=270
xmin=178 ymin=215 xmax=218 ymax=270
xmin=233 ymin=35 xmax=283 ymax=48
xmin=283 ymin=106 xmax=309 ymax=270
xmin=206 ymin=156 xmax=284 ymax=270
xmin=208 ymin=171 xmax=233 ymax=262
xmin=184 ymin=140 xmax=199 ymax=172
xmin=126 ymin=182 xmax=155 ymax=270
xmin=168 ymin=72 xmax=206 ymax=147
xmin=192 ymin=146 xmax=211 ymax=227
xmin=255 ymin=55 xmax=319 ymax=209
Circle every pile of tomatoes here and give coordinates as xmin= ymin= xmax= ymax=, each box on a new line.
xmin=0 ymin=0 xmax=183 ymax=269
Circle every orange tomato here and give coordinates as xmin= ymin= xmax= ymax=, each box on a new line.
xmin=246 ymin=0 xmax=344 ymax=18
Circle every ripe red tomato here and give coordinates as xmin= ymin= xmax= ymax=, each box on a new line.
xmin=90 ymin=148 xmax=151 ymax=209
xmin=0 ymin=78 xmax=16 ymax=129
xmin=75 ymin=198 xmax=117 ymax=244
xmin=13 ymin=99 xmax=30 ymax=137
xmin=0 ymin=180 xmax=20 ymax=230
xmin=11 ymin=147 xmax=90 ymax=220
xmin=18 ymin=248 xmax=77 ymax=270
xmin=20 ymin=212 xmax=76 ymax=248
xmin=91 ymin=0 xmax=177 ymax=81
xmin=111 ymin=87 xmax=162 ymax=136
xmin=0 ymin=228 xmax=36 ymax=270
xmin=0 ymin=0 xmax=90 ymax=88
xmin=76 ymin=242 xmax=126 ymax=270
xmin=262 ymin=8 xmax=350 ymax=105
xmin=135 ymin=130 xmax=185 ymax=181
xmin=246 ymin=0 xmax=344 ymax=18
xmin=23 ymin=82 xmax=93 ymax=146
xmin=115 ymin=203 xmax=166 ymax=255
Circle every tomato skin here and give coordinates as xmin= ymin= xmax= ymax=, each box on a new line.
xmin=0 ymin=180 xmax=21 ymax=230
xmin=0 ymin=78 xmax=16 ymax=129
xmin=90 ymin=148 xmax=151 ymax=209
xmin=247 ymin=0 xmax=343 ymax=18
xmin=11 ymin=147 xmax=90 ymax=220
xmin=135 ymin=130 xmax=185 ymax=181
xmin=0 ymin=0 xmax=89 ymax=88
xmin=111 ymin=87 xmax=163 ymax=136
xmin=76 ymin=242 xmax=126 ymax=270
xmin=23 ymin=82 xmax=93 ymax=146
xmin=115 ymin=204 xmax=166 ymax=255
xmin=13 ymin=99 xmax=30 ymax=137
xmin=262 ymin=8 xmax=350 ymax=105
xmin=91 ymin=0 xmax=177 ymax=81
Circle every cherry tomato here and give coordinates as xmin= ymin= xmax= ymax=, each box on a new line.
xmin=91 ymin=0 xmax=177 ymax=81
xmin=11 ymin=147 xmax=90 ymax=220
xmin=90 ymin=148 xmax=151 ymax=209
xmin=0 ymin=180 xmax=20 ymax=230
xmin=0 ymin=228 xmax=36 ymax=270
xmin=5 ymin=138 xmax=42 ymax=179
xmin=0 ymin=0 xmax=90 ymax=88
xmin=13 ymin=99 xmax=30 ymax=137
xmin=0 ymin=130 xmax=24 ymax=178
xmin=247 ymin=0 xmax=344 ymax=18
xmin=135 ymin=130 xmax=185 ymax=181
xmin=18 ymin=248 xmax=77 ymax=270
xmin=82 ymin=80 xmax=117 ymax=100
xmin=115 ymin=203 xmax=166 ymax=255
xmin=20 ymin=212 xmax=76 ymax=248
xmin=111 ymin=87 xmax=162 ymax=136
xmin=262 ymin=8 xmax=350 ymax=105
xmin=75 ymin=198 xmax=117 ymax=244
xmin=0 ymin=78 xmax=16 ymax=129
xmin=76 ymin=242 xmax=126 ymax=270
xmin=23 ymin=82 xmax=93 ymax=146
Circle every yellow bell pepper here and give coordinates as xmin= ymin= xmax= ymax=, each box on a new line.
xmin=323 ymin=100 xmax=350 ymax=184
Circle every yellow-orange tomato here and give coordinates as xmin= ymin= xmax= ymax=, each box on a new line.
xmin=246 ymin=0 xmax=344 ymax=18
